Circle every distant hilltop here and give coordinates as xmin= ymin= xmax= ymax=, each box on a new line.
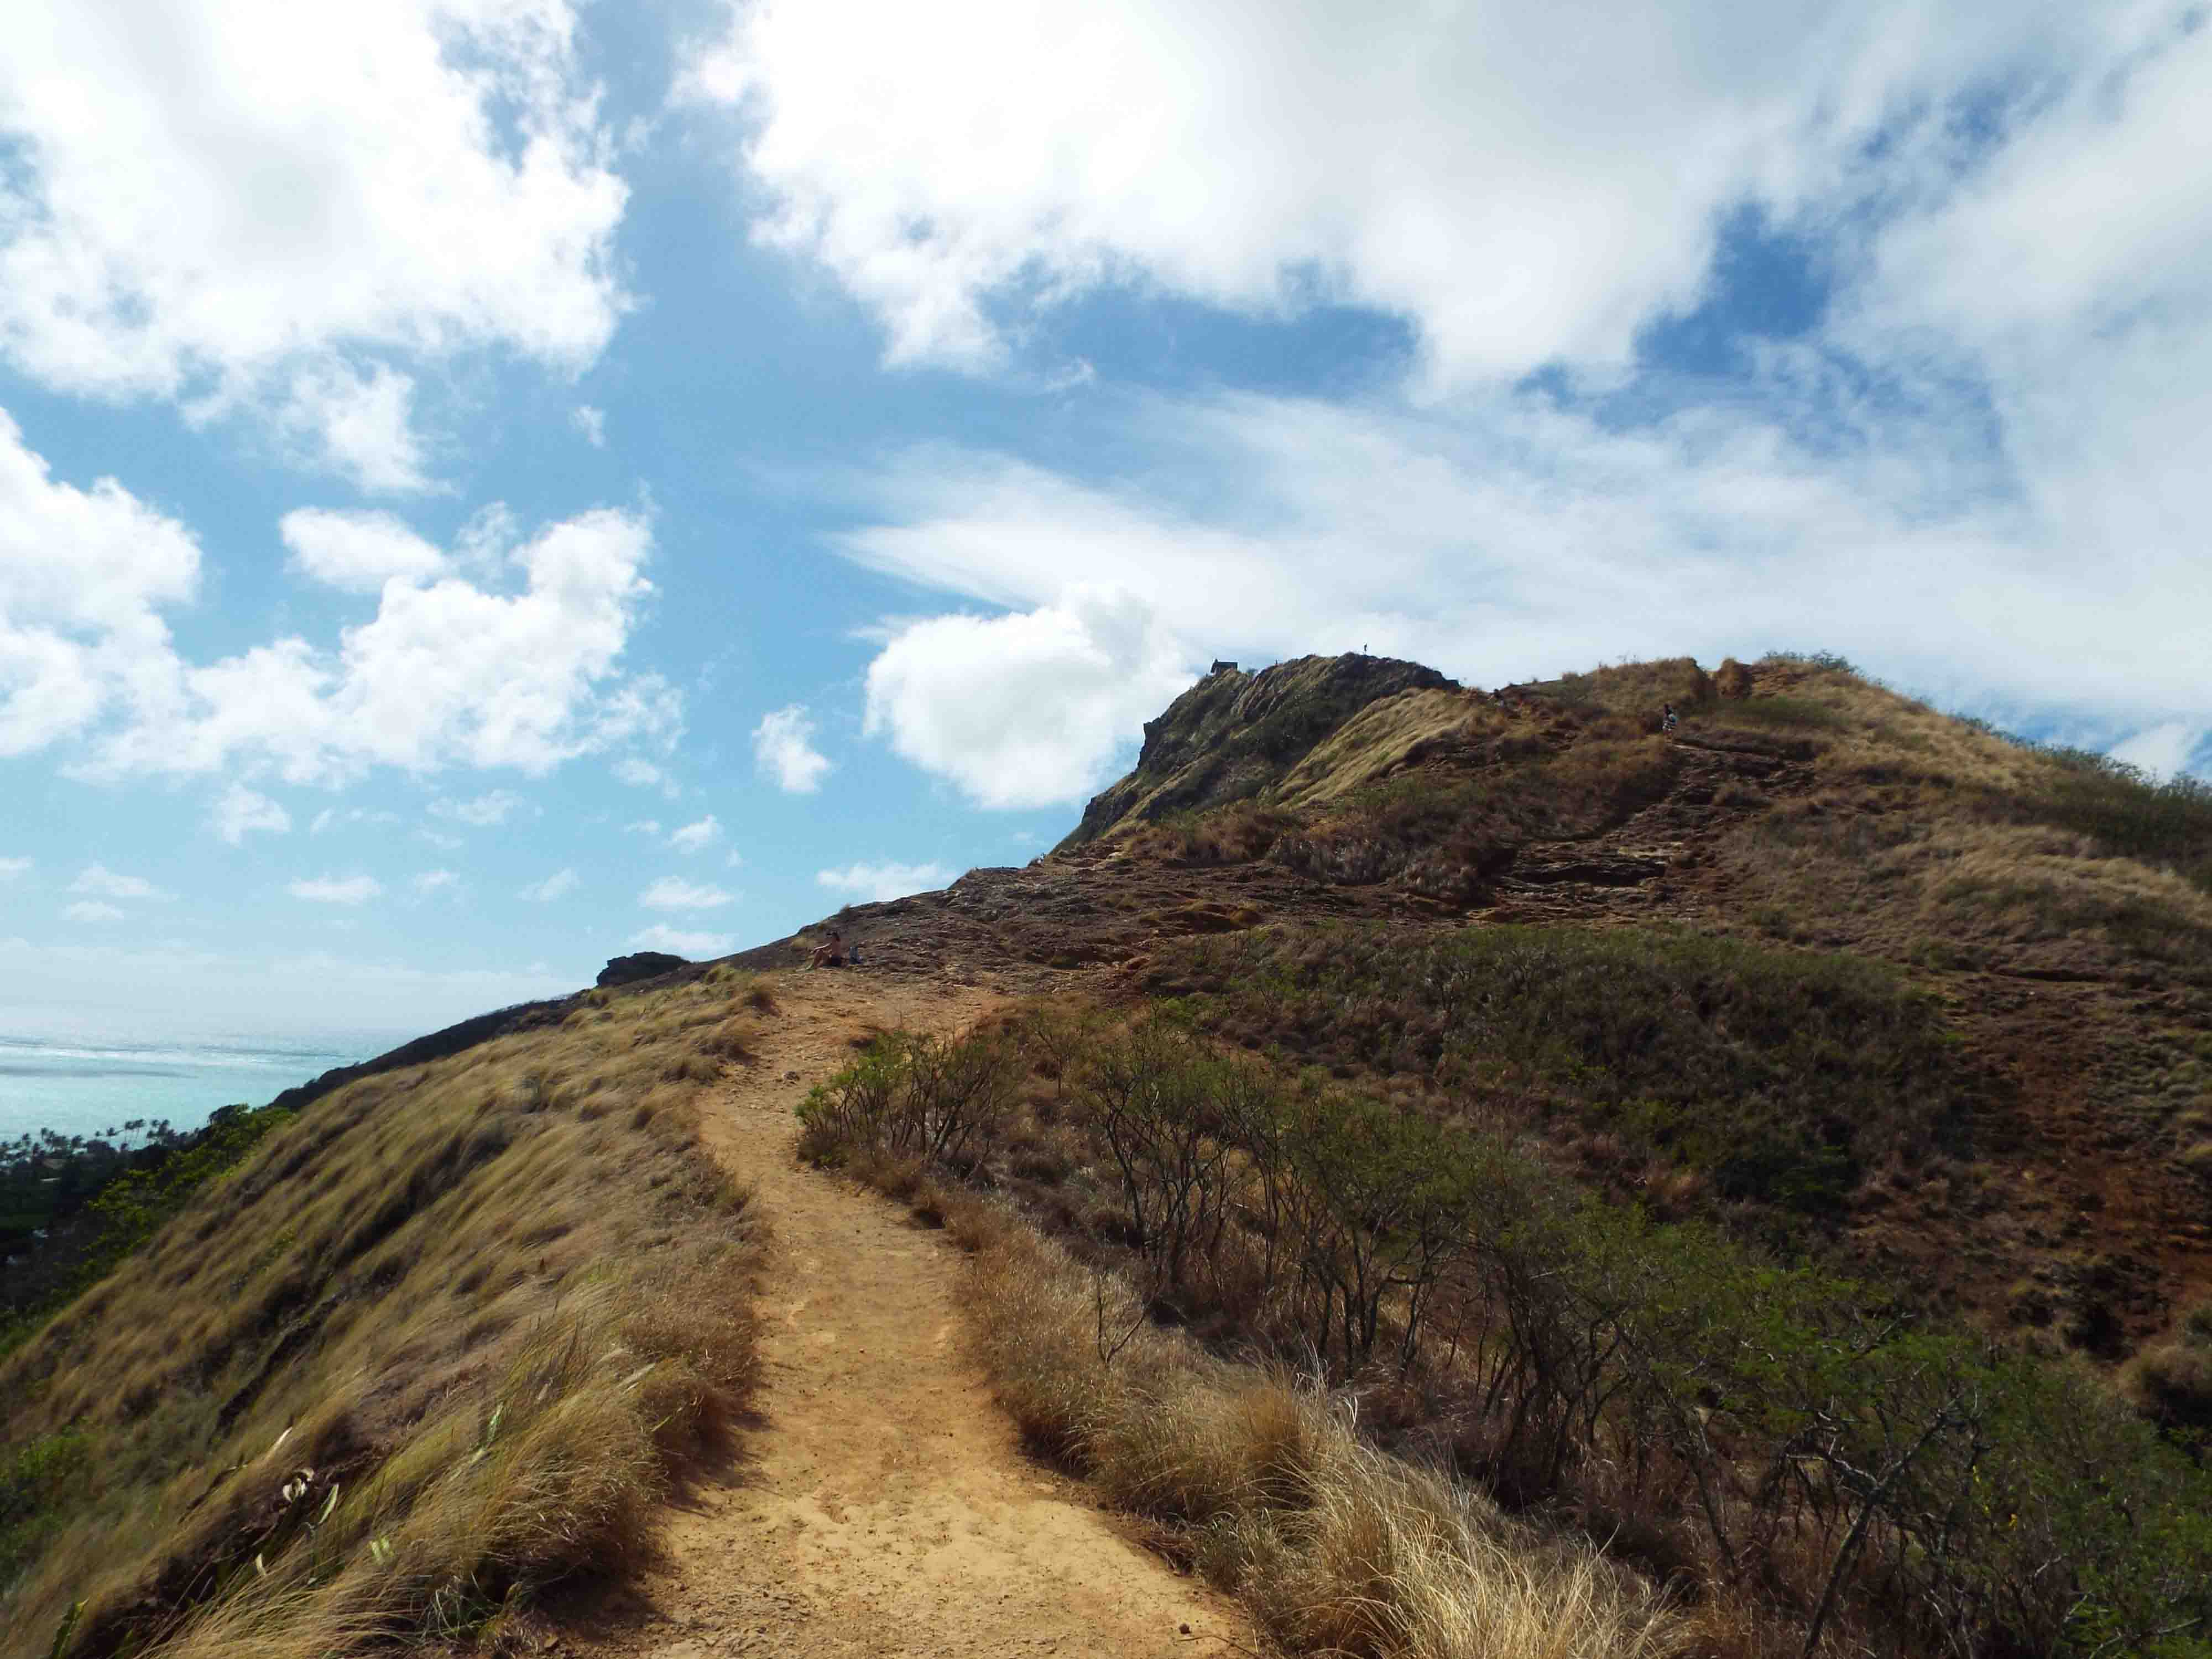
xmin=1060 ymin=653 xmax=1457 ymax=848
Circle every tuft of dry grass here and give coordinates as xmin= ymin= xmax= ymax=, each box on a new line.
xmin=954 ymin=1213 xmax=1688 ymax=1659
xmin=0 ymin=973 xmax=778 ymax=1659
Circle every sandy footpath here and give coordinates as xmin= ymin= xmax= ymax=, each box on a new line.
xmin=559 ymin=971 xmax=1246 ymax=1659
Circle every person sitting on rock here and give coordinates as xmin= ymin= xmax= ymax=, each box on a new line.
xmin=807 ymin=928 xmax=847 ymax=969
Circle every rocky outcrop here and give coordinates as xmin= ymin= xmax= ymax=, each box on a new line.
xmin=597 ymin=951 xmax=688 ymax=988
xmin=1059 ymin=654 xmax=1457 ymax=847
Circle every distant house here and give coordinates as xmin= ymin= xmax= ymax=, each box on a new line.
xmin=1210 ymin=659 xmax=1238 ymax=675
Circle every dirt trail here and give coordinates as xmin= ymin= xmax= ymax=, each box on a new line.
xmin=561 ymin=970 xmax=1245 ymax=1659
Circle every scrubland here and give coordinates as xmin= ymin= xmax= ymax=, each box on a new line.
xmin=0 ymin=970 xmax=774 ymax=1659
xmin=798 ymin=999 xmax=2212 ymax=1658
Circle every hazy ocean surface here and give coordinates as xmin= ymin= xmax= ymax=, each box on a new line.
xmin=0 ymin=1027 xmax=415 ymax=1145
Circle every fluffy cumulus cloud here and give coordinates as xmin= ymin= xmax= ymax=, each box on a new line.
xmin=705 ymin=2 xmax=2209 ymax=773
xmin=208 ymin=782 xmax=291 ymax=845
xmin=0 ymin=409 xmax=202 ymax=759
xmin=289 ymin=874 xmax=382 ymax=904
xmin=429 ymin=789 xmax=529 ymax=828
xmin=639 ymin=876 xmax=735 ymax=910
xmin=412 ymin=869 xmax=461 ymax=895
xmin=668 ymin=814 xmax=722 ymax=853
xmin=281 ymin=508 xmax=449 ymax=594
xmin=837 ymin=356 xmax=2212 ymax=785
xmin=628 ymin=923 xmax=734 ymax=957
xmin=861 ymin=586 xmax=1191 ymax=808
xmin=276 ymin=362 xmax=434 ymax=494
xmin=815 ymin=860 xmax=952 ymax=903
xmin=518 ymin=868 xmax=578 ymax=901
xmin=0 ymin=0 xmax=628 ymax=481
xmin=71 ymin=864 xmax=166 ymax=902
xmin=62 ymin=901 xmax=127 ymax=924
xmin=751 ymin=706 xmax=831 ymax=794
xmin=1 ymin=424 xmax=675 ymax=786
xmin=691 ymin=0 xmax=2160 ymax=385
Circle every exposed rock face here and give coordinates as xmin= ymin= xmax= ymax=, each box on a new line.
xmin=1059 ymin=653 xmax=1456 ymax=848
xmin=597 ymin=950 xmax=687 ymax=988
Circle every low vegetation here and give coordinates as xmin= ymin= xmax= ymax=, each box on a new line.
xmin=1152 ymin=921 xmax=1980 ymax=1235
xmin=0 ymin=969 xmax=773 ymax=1659
xmin=800 ymin=1015 xmax=2212 ymax=1658
xmin=3 ymin=1106 xmax=295 ymax=1353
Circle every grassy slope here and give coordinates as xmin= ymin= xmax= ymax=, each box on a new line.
xmin=0 ymin=971 xmax=773 ymax=1659
xmin=1081 ymin=652 xmax=2212 ymax=1358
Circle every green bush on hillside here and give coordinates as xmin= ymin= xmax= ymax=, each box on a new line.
xmin=0 ymin=1431 xmax=90 ymax=1589
xmin=1157 ymin=922 xmax=1976 ymax=1217
xmin=1958 ymin=723 xmax=2212 ymax=895
xmin=805 ymin=1016 xmax=2212 ymax=1658
xmin=0 ymin=1104 xmax=293 ymax=1358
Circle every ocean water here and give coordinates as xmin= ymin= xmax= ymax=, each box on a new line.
xmin=0 ymin=1027 xmax=415 ymax=1146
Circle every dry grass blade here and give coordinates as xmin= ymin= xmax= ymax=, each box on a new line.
xmin=0 ymin=973 xmax=776 ymax=1659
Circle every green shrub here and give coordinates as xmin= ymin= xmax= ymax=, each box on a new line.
xmin=796 ymin=1031 xmax=1018 ymax=1172
xmin=1 ymin=1105 xmax=294 ymax=1358
xmin=0 ymin=1431 xmax=91 ymax=1588
xmin=1159 ymin=922 xmax=1976 ymax=1218
xmin=831 ymin=1006 xmax=2212 ymax=1656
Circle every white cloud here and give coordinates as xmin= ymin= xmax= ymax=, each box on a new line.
xmin=833 ymin=368 xmax=2212 ymax=787
xmin=692 ymin=0 xmax=2137 ymax=385
xmin=452 ymin=502 xmax=522 ymax=580
xmin=0 ymin=407 xmax=202 ymax=758
xmin=640 ymin=876 xmax=737 ymax=910
xmin=862 ymin=586 xmax=1190 ymax=808
xmin=613 ymin=756 xmax=668 ymax=790
xmin=0 ymin=857 xmax=31 ymax=880
xmin=309 ymin=806 xmax=399 ymax=835
xmin=430 ymin=789 xmax=528 ymax=828
xmin=416 ymin=827 xmax=462 ymax=851
xmin=751 ymin=705 xmax=832 ymax=794
xmin=62 ymin=900 xmax=127 ymax=924
xmin=623 ymin=818 xmax=662 ymax=836
xmin=411 ymin=868 xmax=460 ymax=895
xmin=281 ymin=508 xmax=447 ymax=593
xmin=519 ymin=867 xmax=578 ymax=902
xmin=573 ymin=405 xmax=607 ymax=447
xmin=668 ymin=813 xmax=721 ymax=853
xmin=0 ymin=0 xmax=629 ymax=476
xmin=816 ymin=860 xmax=953 ymax=903
xmin=2107 ymin=724 xmax=2209 ymax=784
xmin=289 ymin=874 xmax=382 ymax=904
xmin=0 ymin=424 xmax=675 ymax=784
xmin=627 ymin=924 xmax=734 ymax=957
xmin=71 ymin=864 xmax=165 ymax=901
xmin=277 ymin=361 xmax=433 ymax=493
xmin=209 ymin=782 xmax=291 ymax=845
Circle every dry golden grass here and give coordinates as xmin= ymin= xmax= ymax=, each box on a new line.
xmin=1721 ymin=801 xmax=2212 ymax=972
xmin=1272 ymin=688 xmax=1502 ymax=810
xmin=930 ymin=1193 xmax=1687 ymax=1659
xmin=0 ymin=972 xmax=776 ymax=1659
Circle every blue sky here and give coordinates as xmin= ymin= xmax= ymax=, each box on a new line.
xmin=3 ymin=0 xmax=2209 ymax=1038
